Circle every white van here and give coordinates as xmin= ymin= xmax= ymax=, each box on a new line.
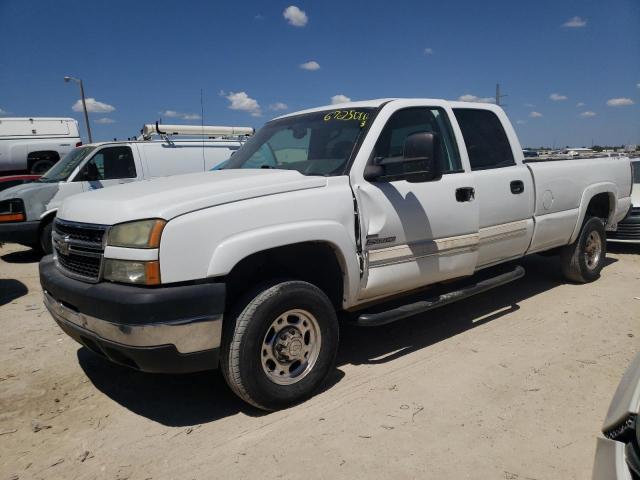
xmin=0 ymin=124 xmax=253 ymax=253
xmin=0 ymin=118 xmax=81 ymax=174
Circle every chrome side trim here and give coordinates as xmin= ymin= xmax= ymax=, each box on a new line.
xmin=43 ymin=291 xmax=221 ymax=353
xmin=368 ymin=233 xmax=479 ymax=268
xmin=478 ymin=219 xmax=530 ymax=245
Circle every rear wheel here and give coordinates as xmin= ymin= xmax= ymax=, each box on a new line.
xmin=30 ymin=158 xmax=55 ymax=174
xmin=221 ymin=280 xmax=339 ymax=411
xmin=560 ymin=216 xmax=606 ymax=283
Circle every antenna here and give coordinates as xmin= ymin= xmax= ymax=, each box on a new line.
xmin=495 ymin=83 xmax=508 ymax=107
xmin=201 ymin=88 xmax=205 ymax=169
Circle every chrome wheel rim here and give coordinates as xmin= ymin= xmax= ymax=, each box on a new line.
xmin=261 ymin=309 xmax=321 ymax=386
xmin=584 ymin=231 xmax=602 ymax=270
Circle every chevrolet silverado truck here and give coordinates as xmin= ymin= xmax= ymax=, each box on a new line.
xmin=39 ymin=99 xmax=634 ymax=411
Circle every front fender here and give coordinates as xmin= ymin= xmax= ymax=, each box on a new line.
xmin=208 ymin=220 xmax=360 ymax=307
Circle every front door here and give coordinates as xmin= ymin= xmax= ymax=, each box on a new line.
xmin=76 ymin=146 xmax=139 ymax=192
xmin=352 ymin=106 xmax=479 ymax=302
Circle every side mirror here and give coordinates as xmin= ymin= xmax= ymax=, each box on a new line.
xmin=365 ymin=132 xmax=442 ymax=183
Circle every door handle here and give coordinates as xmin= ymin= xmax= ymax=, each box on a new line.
xmin=510 ymin=180 xmax=524 ymax=194
xmin=456 ymin=187 xmax=475 ymax=202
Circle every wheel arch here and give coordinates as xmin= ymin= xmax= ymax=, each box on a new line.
xmin=569 ymin=184 xmax=617 ymax=243
xmin=209 ymin=223 xmax=359 ymax=310
xmin=27 ymin=150 xmax=60 ymax=168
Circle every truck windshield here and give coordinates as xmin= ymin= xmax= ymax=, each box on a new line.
xmin=38 ymin=146 xmax=96 ymax=183
xmin=222 ymin=108 xmax=375 ymax=176
xmin=633 ymin=161 xmax=640 ymax=184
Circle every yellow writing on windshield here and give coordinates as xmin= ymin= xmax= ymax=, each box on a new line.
xmin=324 ymin=110 xmax=369 ymax=127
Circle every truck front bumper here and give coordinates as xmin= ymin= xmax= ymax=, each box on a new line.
xmin=0 ymin=220 xmax=39 ymax=246
xmin=39 ymin=256 xmax=225 ymax=374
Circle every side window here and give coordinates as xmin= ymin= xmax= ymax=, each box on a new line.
xmin=82 ymin=146 xmax=136 ymax=180
xmin=373 ymin=108 xmax=462 ymax=173
xmin=453 ymin=109 xmax=515 ymax=170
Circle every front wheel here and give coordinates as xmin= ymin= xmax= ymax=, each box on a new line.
xmin=560 ymin=216 xmax=606 ymax=283
xmin=221 ymin=280 xmax=339 ymax=411
xmin=38 ymin=220 xmax=53 ymax=255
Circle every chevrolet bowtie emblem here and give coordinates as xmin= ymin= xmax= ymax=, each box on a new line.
xmin=56 ymin=235 xmax=71 ymax=256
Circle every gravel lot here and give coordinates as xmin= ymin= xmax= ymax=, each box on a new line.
xmin=0 ymin=242 xmax=638 ymax=480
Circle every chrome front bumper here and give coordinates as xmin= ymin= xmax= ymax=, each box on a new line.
xmin=43 ymin=290 xmax=222 ymax=354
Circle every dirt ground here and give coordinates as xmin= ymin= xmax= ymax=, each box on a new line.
xmin=0 ymin=242 xmax=638 ymax=480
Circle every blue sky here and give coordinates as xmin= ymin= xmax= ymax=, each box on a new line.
xmin=0 ymin=0 xmax=638 ymax=147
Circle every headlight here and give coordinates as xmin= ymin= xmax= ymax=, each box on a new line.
xmin=103 ymin=259 xmax=161 ymax=285
xmin=107 ymin=219 xmax=166 ymax=248
xmin=0 ymin=199 xmax=26 ymax=223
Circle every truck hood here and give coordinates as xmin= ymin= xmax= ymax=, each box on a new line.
xmin=58 ymin=169 xmax=328 ymax=225
xmin=0 ymin=182 xmax=60 ymax=221
xmin=0 ymin=181 xmax=57 ymax=202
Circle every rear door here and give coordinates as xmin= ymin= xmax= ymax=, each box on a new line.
xmin=352 ymin=105 xmax=479 ymax=301
xmin=452 ymin=108 xmax=534 ymax=267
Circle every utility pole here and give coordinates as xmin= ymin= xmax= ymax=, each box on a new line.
xmin=64 ymin=76 xmax=93 ymax=143
xmin=495 ymin=83 xmax=507 ymax=107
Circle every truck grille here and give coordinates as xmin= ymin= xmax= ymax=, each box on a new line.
xmin=53 ymin=219 xmax=108 ymax=282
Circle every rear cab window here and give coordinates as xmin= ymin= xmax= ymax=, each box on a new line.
xmin=453 ymin=109 xmax=515 ymax=170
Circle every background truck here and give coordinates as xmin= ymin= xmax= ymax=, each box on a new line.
xmin=0 ymin=124 xmax=253 ymax=253
xmin=0 ymin=117 xmax=81 ymax=174
xmin=39 ymin=99 xmax=633 ymax=411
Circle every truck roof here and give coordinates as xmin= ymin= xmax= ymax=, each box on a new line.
xmin=274 ymin=98 xmax=502 ymax=120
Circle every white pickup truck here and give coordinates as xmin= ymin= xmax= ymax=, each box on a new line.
xmin=0 ymin=117 xmax=81 ymax=174
xmin=39 ymin=99 xmax=634 ymax=411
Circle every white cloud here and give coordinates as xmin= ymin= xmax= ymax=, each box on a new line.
xmin=516 ymin=120 xmax=526 ymax=125
xmin=529 ymin=111 xmax=543 ymax=118
xmin=576 ymin=102 xmax=585 ymax=107
xmin=223 ymin=91 xmax=262 ymax=117
xmin=579 ymin=111 xmax=596 ymax=118
xmin=330 ymin=94 xmax=351 ymax=105
xmin=0 ymin=108 xmax=9 ymax=116
xmin=458 ymin=94 xmax=494 ymax=103
xmin=549 ymin=93 xmax=568 ymax=101
xmin=563 ymin=16 xmax=587 ymax=28
xmin=95 ymin=117 xmax=115 ymax=124
xmin=300 ymin=60 xmax=320 ymax=71
xmin=72 ymin=98 xmax=115 ymax=113
xmin=159 ymin=110 xmax=202 ymax=121
xmin=607 ymin=97 xmax=635 ymax=107
xmin=524 ymin=103 xmax=535 ymax=108
xmin=424 ymin=48 xmax=433 ymax=55
xmin=269 ymin=102 xmax=288 ymax=111
xmin=637 ymin=83 xmax=640 ymax=88
xmin=283 ymin=5 xmax=308 ymax=27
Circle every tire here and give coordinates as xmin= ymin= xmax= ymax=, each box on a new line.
xmin=30 ymin=159 xmax=55 ymax=174
xmin=39 ymin=221 xmax=53 ymax=255
xmin=221 ymin=280 xmax=339 ymax=411
xmin=560 ymin=216 xmax=607 ymax=283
